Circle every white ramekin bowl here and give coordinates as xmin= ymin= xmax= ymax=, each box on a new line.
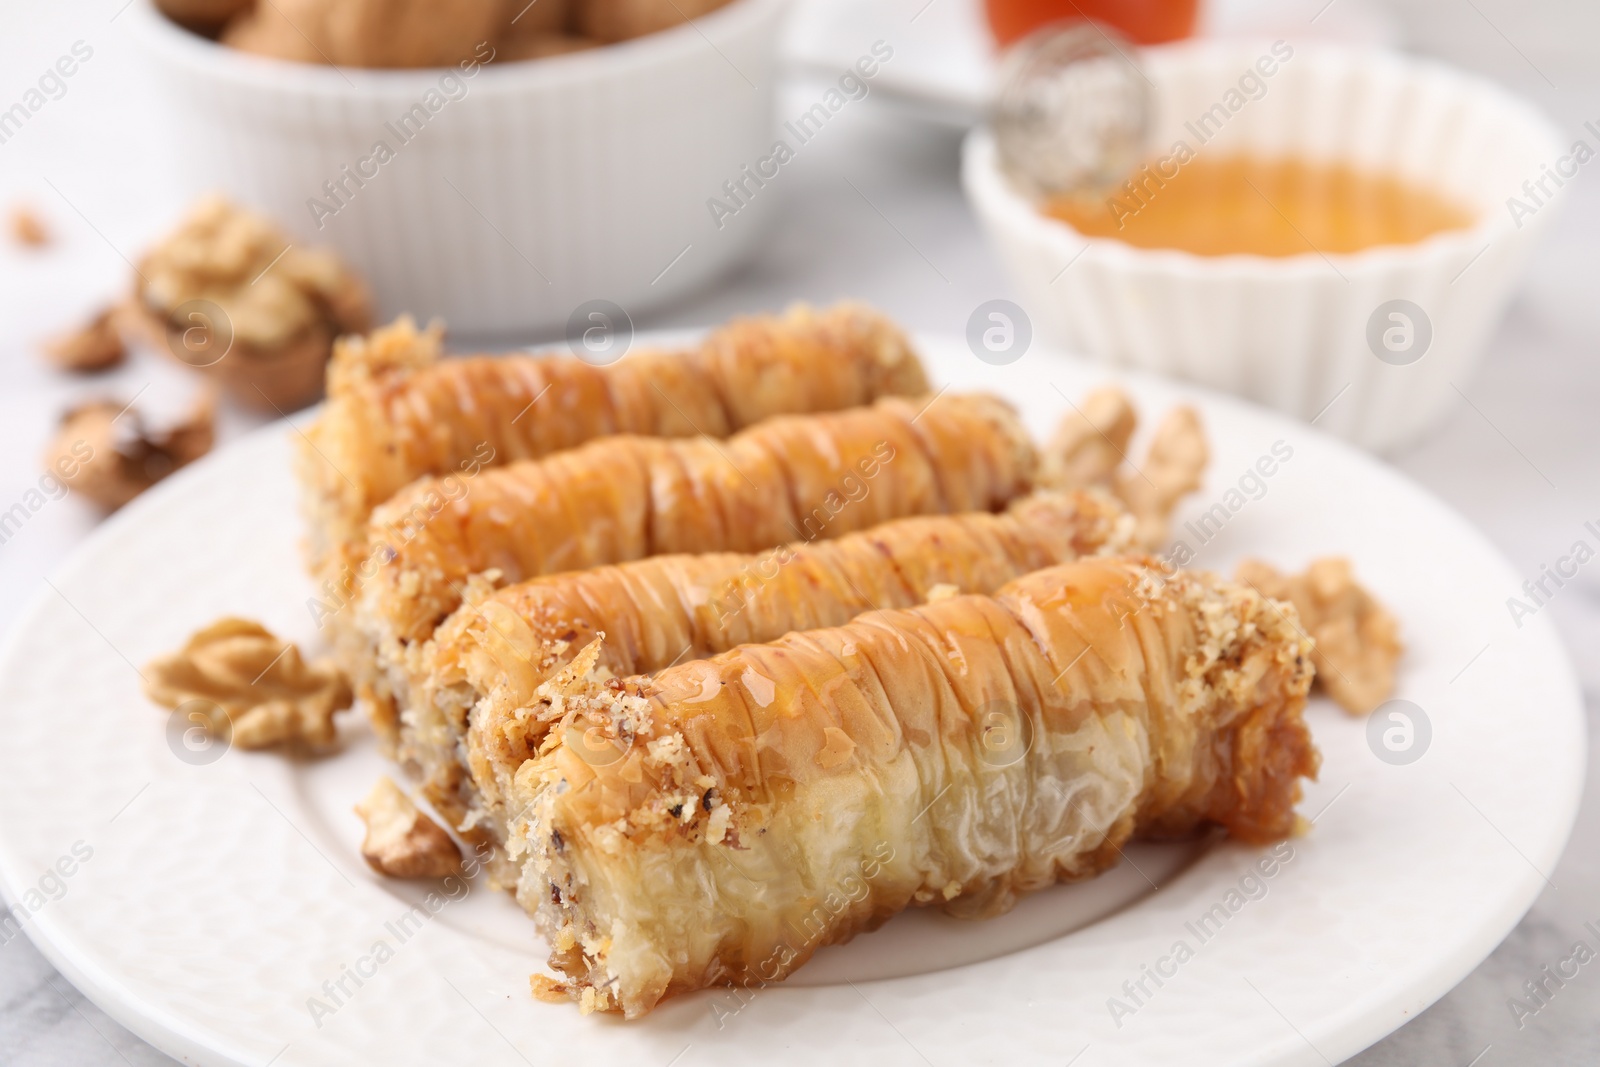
xmin=128 ymin=0 xmax=788 ymax=337
xmin=964 ymin=41 xmax=1564 ymax=453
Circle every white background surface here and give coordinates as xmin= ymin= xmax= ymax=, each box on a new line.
xmin=0 ymin=0 xmax=1596 ymax=1064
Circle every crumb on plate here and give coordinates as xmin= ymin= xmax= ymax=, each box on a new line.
xmin=10 ymin=205 xmax=49 ymax=248
xmin=1235 ymin=556 xmax=1402 ymax=715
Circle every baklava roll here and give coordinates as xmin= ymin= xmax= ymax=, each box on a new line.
xmin=504 ymin=556 xmax=1318 ymax=1016
xmin=408 ymin=490 xmax=1136 ymax=856
xmin=296 ymin=302 xmax=928 ymax=575
xmin=344 ymin=393 xmax=1035 ymax=743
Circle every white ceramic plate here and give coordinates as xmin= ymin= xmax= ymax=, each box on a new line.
xmin=0 ymin=335 xmax=1582 ymax=1067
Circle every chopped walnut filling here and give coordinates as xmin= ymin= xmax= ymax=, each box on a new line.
xmin=126 ymin=196 xmax=369 ymax=409
xmin=46 ymin=392 xmax=214 ymax=510
xmin=44 ymin=308 xmax=125 ymax=373
xmin=325 ymin=315 xmax=444 ymax=394
xmin=143 ymin=618 xmax=353 ymax=747
xmin=355 ymin=777 xmax=463 ymax=878
xmin=1235 ymin=557 xmax=1402 ymax=715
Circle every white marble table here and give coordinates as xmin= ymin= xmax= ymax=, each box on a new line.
xmin=1 ymin=1 xmax=1596 ymax=1064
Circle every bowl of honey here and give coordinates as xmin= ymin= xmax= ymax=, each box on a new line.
xmin=964 ymin=40 xmax=1564 ymax=452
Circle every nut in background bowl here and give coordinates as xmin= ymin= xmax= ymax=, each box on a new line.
xmin=126 ymin=0 xmax=788 ymax=337
xmin=964 ymin=41 xmax=1565 ymax=454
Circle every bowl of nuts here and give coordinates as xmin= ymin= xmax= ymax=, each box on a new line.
xmin=128 ymin=0 xmax=789 ymax=336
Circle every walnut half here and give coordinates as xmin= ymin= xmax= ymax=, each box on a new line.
xmin=143 ymin=618 xmax=353 ymax=748
xmin=1235 ymin=558 xmax=1403 ymax=715
xmin=1040 ymin=386 xmax=1209 ymax=548
xmin=124 ymin=196 xmax=370 ymax=411
xmin=1112 ymin=406 xmax=1208 ymax=548
xmin=1040 ymin=386 xmax=1136 ymax=490
xmin=355 ymin=777 xmax=462 ymax=879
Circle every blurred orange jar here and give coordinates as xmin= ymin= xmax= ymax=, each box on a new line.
xmin=984 ymin=0 xmax=1198 ymax=46
xmin=1043 ymin=155 xmax=1478 ymax=257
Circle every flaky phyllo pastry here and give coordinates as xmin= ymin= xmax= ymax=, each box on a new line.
xmin=339 ymin=391 xmax=1039 ymax=745
xmin=501 ymin=557 xmax=1318 ymax=1016
xmin=295 ymin=301 xmax=929 ymax=577
xmin=406 ymin=490 xmax=1140 ymax=875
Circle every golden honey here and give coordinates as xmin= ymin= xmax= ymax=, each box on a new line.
xmin=1044 ymin=155 xmax=1476 ymax=257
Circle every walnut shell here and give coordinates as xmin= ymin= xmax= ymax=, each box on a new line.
xmin=45 ymin=393 xmax=214 ymax=511
xmin=44 ymin=308 xmax=125 ymax=374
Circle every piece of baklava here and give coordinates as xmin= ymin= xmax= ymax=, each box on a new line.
xmin=407 ymin=490 xmax=1138 ymax=874
xmin=331 ymin=392 xmax=1034 ymax=747
xmin=295 ymin=302 xmax=929 ymax=577
xmin=503 ymin=556 xmax=1318 ymax=1016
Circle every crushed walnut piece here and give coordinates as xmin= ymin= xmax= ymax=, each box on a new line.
xmin=1235 ymin=557 xmax=1402 ymax=715
xmin=46 ymin=392 xmax=214 ymax=510
xmin=10 ymin=205 xmax=49 ymax=248
xmin=1040 ymin=386 xmax=1135 ymax=490
xmin=44 ymin=307 xmax=126 ymax=373
xmin=1041 ymin=387 xmax=1208 ymax=548
xmin=1113 ymin=406 xmax=1208 ymax=548
xmin=355 ymin=776 xmax=463 ymax=878
xmin=123 ymin=196 xmax=370 ymax=410
xmin=143 ymin=617 xmax=353 ymax=747
xmin=529 ymin=973 xmax=574 ymax=1004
